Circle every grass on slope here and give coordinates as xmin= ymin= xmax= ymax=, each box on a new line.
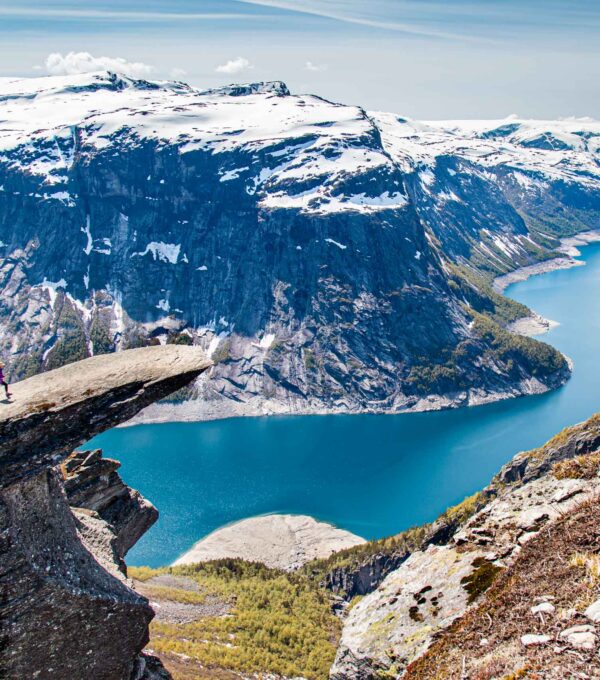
xmin=471 ymin=311 xmax=567 ymax=378
xmin=403 ymin=497 xmax=600 ymax=679
xmin=129 ymin=559 xmax=340 ymax=680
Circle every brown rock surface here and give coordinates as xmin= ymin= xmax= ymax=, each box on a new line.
xmin=0 ymin=346 xmax=211 ymax=680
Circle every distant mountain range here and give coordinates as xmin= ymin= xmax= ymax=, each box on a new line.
xmin=1 ymin=71 xmax=598 ymax=416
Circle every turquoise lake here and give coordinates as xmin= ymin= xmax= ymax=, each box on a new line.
xmin=90 ymin=242 xmax=600 ymax=567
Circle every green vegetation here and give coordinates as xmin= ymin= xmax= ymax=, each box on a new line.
xmin=553 ymin=452 xmax=600 ymax=480
xmin=461 ymin=558 xmax=503 ymax=604
xmin=211 ymin=338 xmax=232 ymax=364
xmin=45 ymin=295 xmax=89 ymax=370
xmin=440 ymin=491 xmax=488 ymax=525
xmin=303 ymin=347 xmax=318 ymax=371
xmin=521 ymin=207 xmax=600 ymax=241
xmin=124 ymin=332 xmax=155 ymax=349
xmin=303 ymin=490 xmax=491 ymax=593
xmin=569 ymin=551 xmax=600 ymax=592
xmin=303 ymin=525 xmax=427 ymax=587
xmin=267 ymin=340 xmax=287 ymax=360
xmin=405 ymin=263 xmax=567 ymax=395
xmin=166 ymin=331 xmax=193 ymax=345
xmin=406 ymin=360 xmax=464 ymax=395
xmin=89 ymin=315 xmax=114 ymax=355
xmin=448 ymin=263 xmax=530 ymax=326
xmin=9 ymin=350 xmax=44 ymax=380
xmin=530 ymin=412 xmax=600 ymax=460
xmin=132 ymin=560 xmax=340 ymax=680
xmin=129 ymin=565 xmax=167 ymax=581
xmin=471 ymin=311 xmax=566 ymax=378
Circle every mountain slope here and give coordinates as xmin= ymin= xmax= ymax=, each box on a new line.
xmin=330 ymin=412 xmax=600 ymax=679
xmin=1 ymin=72 xmax=597 ymax=416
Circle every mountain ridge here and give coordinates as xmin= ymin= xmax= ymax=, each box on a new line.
xmin=1 ymin=71 xmax=598 ymax=418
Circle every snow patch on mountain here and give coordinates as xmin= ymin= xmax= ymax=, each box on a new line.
xmin=134 ymin=241 xmax=181 ymax=264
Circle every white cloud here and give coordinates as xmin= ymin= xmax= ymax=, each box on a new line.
xmin=45 ymin=51 xmax=154 ymax=78
xmin=170 ymin=67 xmax=187 ymax=79
xmin=305 ymin=60 xmax=326 ymax=72
xmin=215 ymin=57 xmax=254 ymax=75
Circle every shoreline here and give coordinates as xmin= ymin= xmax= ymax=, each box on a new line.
xmin=493 ymin=228 xmax=600 ymax=293
xmin=171 ymin=514 xmax=366 ymax=571
xmin=493 ymin=228 xmax=600 ymax=339
xmin=125 ymin=371 xmax=567 ymax=426
xmin=506 ymin=311 xmax=559 ymax=338
xmin=124 ymin=229 xmax=600 ymax=428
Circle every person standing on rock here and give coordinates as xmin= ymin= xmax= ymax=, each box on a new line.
xmin=0 ymin=361 xmax=12 ymax=399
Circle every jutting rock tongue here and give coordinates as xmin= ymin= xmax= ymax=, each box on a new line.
xmin=0 ymin=346 xmax=211 ymax=680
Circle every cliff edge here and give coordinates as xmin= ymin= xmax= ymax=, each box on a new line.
xmin=0 ymin=346 xmax=211 ymax=680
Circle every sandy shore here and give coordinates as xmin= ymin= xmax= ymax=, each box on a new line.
xmin=507 ymin=311 xmax=559 ymax=338
xmin=172 ymin=514 xmax=366 ymax=571
xmin=493 ymin=228 xmax=600 ymax=293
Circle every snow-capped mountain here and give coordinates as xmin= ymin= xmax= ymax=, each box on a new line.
xmin=0 ymin=71 xmax=597 ymax=416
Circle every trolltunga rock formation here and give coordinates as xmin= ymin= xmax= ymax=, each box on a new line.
xmin=0 ymin=346 xmax=211 ymax=680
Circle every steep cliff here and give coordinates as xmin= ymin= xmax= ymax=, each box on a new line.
xmin=1 ymin=72 xmax=594 ymax=417
xmin=0 ymin=346 xmax=211 ymax=680
xmin=61 ymin=448 xmax=159 ymax=569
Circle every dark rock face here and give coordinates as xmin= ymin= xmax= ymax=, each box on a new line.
xmin=0 ymin=72 xmax=593 ymax=416
xmin=0 ymin=346 xmax=210 ymax=680
xmin=324 ymin=551 xmax=412 ymax=599
xmin=496 ymin=413 xmax=600 ymax=486
xmin=62 ymin=449 xmax=158 ymax=566
xmin=0 ymin=469 xmax=153 ymax=680
xmin=322 ymin=512 xmax=481 ymax=600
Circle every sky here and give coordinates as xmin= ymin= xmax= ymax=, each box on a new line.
xmin=0 ymin=0 xmax=598 ymax=119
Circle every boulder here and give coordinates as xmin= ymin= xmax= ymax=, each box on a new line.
xmin=559 ymin=624 xmax=597 ymax=650
xmin=521 ymin=634 xmax=551 ymax=646
xmin=585 ymin=598 xmax=600 ymax=623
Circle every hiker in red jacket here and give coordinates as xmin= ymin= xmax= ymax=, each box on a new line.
xmin=0 ymin=361 xmax=11 ymax=399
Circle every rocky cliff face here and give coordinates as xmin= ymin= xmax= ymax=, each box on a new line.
xmin=330 ymin=413 xmax=600 ymax=679
xmin=61 ymin=448 xmax=158 ymax=569
xmin=1 ymin=72 xmax=595 ymax=417
xmin=0 ymin=346 xmax=210 ymax=680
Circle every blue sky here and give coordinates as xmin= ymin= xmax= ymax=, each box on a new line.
xmin=1 ymin=0 xmax=598 ymax=118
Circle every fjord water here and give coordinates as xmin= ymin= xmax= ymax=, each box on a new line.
xmin=91 ymin=243 xmax=600 ymax=567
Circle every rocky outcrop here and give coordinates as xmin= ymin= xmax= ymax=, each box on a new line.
xmin=62 ymin=449 xmax=158 ymax=567
xmin=403 ymin=497 xmax=600 ymax=678
xmin=331 ymin=545 xmax=491 ymax=679
xmin=0 ymin=346 xmax=211 ymax=680
xmin=321 ymin=514 xmax=466 ymax=600
xmin=330 ymin=412 xmax=600 ymax=678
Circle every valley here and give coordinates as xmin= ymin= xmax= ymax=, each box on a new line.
xmin=93 ymin=238 xmax=600 ymax=568
xmin=1 ymin=70 xmax=600 ymax=680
